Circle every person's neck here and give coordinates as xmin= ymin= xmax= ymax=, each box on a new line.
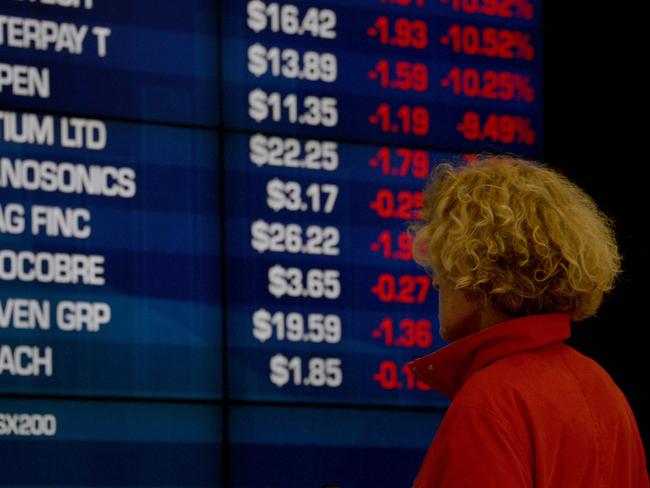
xmin=479 ymin=307 xmax=515 ymax=331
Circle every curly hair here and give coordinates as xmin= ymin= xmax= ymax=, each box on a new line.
xmin=411 ymin=155 xmax=621 ymax=321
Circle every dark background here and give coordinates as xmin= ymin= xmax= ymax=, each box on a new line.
xmin=543 ymin=4 xmax=648 ymax=450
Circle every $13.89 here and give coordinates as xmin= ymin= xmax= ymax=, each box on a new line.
xmin=248 ymin=43 xmax=338 ymax=82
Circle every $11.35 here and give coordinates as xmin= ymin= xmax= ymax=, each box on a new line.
xmin=249 ymin=89 xmax=338 ymax=127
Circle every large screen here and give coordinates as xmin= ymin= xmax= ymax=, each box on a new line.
xmin=1 ymin=0 xmax=542 ymax=485
xmin=223 ymin=0 xmax=541 ymax=408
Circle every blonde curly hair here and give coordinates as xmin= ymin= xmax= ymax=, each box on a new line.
xmin=411 ymin=155 xmax=621 ymax=321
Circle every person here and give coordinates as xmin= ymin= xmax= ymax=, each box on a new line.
xmin=407 ymin=155 xmax=649 ymax=487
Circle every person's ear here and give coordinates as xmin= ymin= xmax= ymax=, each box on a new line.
xmin=432 ymin=273 xmax=440 ymax=291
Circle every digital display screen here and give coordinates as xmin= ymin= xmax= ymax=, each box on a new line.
xmin=0 ymin=0 xmax=219 ymax=124
xmin=230 ymin=404 xmax=442 ymax=487
xmin=225 ymin=133 xmax=453 ymax=406
xmin=0 ymin=114 xmax=222 ymax=398
xmin=221 ymin=0 xmax=541 ymax=151
xmin=0 ymin=398 xmax=222 ymax=486
xmin=221 ymin=0 xmax=541 ymax=407
xmin=1 ymin=0 xmax=542 ymax=485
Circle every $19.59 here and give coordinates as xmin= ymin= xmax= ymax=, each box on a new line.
xmin=253 ymin=308 xmax=342 ymax=344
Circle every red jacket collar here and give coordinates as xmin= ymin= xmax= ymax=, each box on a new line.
xmin=408 ymin=313 xmax=571 ymax=399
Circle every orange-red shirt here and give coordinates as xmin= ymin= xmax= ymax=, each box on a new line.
xmin=408 ymin=313 xmax=649 ymax=488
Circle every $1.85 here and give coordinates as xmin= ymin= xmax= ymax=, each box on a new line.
xmin=270 ymin=354 xmax=342 ymax=387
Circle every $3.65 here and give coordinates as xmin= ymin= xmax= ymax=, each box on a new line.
xmin=268 ymin=265 xmax=341 ymax=299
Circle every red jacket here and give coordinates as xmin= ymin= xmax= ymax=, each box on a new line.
xmin=408 ymin=313 xmax=649 ymax=487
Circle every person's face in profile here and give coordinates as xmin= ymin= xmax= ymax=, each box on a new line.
xmin=433 ymin=271 xmax=481 ymax=342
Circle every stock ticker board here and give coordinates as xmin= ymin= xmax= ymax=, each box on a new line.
xmin=0 ymin=0 xmax=542 ymax=485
